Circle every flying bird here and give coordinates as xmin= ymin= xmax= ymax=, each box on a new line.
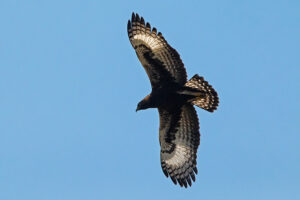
xmin=127 ymin=13 xmax=219 ymax=188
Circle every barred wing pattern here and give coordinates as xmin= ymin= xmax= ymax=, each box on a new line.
xmin=127 ymin=13 xmax=187 ymax=88
xmin=159 ymin=104 xmax=200 ymax=188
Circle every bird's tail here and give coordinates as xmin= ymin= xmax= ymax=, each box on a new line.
xmin=184 ymin=74 xmax=219 ymax=112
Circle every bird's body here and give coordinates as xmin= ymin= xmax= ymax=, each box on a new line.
xmin=128 ymin=13 xmax=219 ymax=188
xmin=138 ymin=84 xmax=197 ymax=110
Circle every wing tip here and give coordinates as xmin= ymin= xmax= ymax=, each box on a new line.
xmin=127 ymin=20 xmax=131 ymax=29
xmin=171 ymin=176 xmax=177 ymax=185
xmin=163 ymin=164 xmax=198 ymax=188
xmin=161 ymin=163 xmax=169 ymax=178
xmin=193 ymin=167 xmax=198 ymax=174
xmin=152 ymin=27 xmax=157 ymax=35
xmin=136 ymin=13 xmax=140 ymax=22
xmin=131 ymin=12 xmax=135 ymax=22
xmin=140 ymin=17 xmax=145 ymax=25
xmin=129 ymin=12 xmax=147 ymax=31
xmin=146 ymin=22 xmax=151 ymax=29
xmin=128 ymin=13 xmax=162 ymax=40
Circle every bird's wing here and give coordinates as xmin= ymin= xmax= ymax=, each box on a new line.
xmin=158 ymin=104 xmax=200 ymax=188
xmin=128 ymin=13 xmax=187 ymax=88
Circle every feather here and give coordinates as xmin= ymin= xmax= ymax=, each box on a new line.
xmin=127 ymin=13 xmax=188 ymax=87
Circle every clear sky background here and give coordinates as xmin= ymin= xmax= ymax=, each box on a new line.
xmin=0 ymin=1 xmax=299 ymax=200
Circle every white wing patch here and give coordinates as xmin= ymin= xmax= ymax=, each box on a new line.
xmin=165 ymin=145 xmax=190 ymax=167
xmin=133 ymin=34 xmax=163 ymax=50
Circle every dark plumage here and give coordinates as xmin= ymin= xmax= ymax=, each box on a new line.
xmin=127 ymin=13 xmax=219 ymax=188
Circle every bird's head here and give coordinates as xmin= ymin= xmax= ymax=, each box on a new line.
xmin=136 ymin=95 xmax=152 ymax=112
xmin=136 ymin=100 xmax=148 ymax=112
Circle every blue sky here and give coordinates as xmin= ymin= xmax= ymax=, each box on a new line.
xmin=0 ymin=0 xmax=299 ymax=199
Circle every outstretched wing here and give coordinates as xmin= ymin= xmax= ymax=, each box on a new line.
xmin=159 ymin=104 xmax=200 ymax=188
xmin=127 ymin=13 xmax=187 ymax=88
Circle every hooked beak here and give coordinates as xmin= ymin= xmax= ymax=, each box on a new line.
xmin=136 ymin=105 xmax=141 ymax=112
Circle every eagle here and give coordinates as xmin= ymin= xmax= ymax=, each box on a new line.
xmin=127 ymin=13 xmax=219 ymax=188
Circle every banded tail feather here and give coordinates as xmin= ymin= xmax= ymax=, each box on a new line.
xmin=185 ymin=74 xmax=219 ymax=112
